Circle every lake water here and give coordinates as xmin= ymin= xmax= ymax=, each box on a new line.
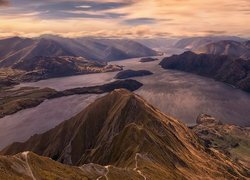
xmin=111 ymin=58 xmax=250 ymax=126
xmin=0 ymin=94 xmax=103 ymax=149
xmin=1 ymin=55 xmax=250 ymax=149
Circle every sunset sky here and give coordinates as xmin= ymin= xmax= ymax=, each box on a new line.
xmin=0 ymin=0 xmax=249 ymax=38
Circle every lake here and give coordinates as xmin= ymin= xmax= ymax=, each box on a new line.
xmin=1 ymin=55 xmax=250 ymax=149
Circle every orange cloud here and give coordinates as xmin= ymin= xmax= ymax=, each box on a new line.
xmin=0 ymin=0 xmax=249 ymax=38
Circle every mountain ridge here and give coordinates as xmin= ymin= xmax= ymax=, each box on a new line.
xmin=174 ymin=36 xmax=247 ymax=50
xmin=0 ymin=36 xmax=157 ymax=68
xmin=194 ymin=40 xmax=250 ymax=60
xmin=1 ymin=89 xmax=249 ymax=179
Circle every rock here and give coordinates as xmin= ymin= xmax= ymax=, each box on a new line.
xmin=192 ymin=114 xmax=250 ymax=169
xmin=196 ymin=114 xmax=222 ymax=125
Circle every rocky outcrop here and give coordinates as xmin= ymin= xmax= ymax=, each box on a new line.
xmin=192 ymin=114 xmax=250 ymax=169
xmin=196 ymin=114 xmax=222 ymax=125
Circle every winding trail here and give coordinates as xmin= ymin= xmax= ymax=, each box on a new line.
xmin=96 ymin=176 xmax=102 ymax=180
xmin=78 ymin=163 xmax=110 ymax=180
xmin=22 ymin=152 xmax=36 ymax=180
xmin=134 ymin=153 xmax=147 ymax=180
xmin=103 ymin=165 xmax=110 ymax=180
xmin=95 ymin=165 xmax=110 ymax=180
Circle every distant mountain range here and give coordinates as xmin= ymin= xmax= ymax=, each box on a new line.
xmin=0 ymin=36 xmax=157 ymax=68
xmin=135 ymin=38 xmax=179 ymax=52
xmin=160 ymin=51 xmax=250 ymax=92
xmin=0 ymin=89 xmax=249 ymax=179
xmin=194 ymin=40 xmax=250 ymax=60
xmin=135 ymin=36 xmax=249 ymax=55
xmin=0 ymin=36 xmax=158 ymax=82
xmin=174 ymin=36 xmax=247 ymax=50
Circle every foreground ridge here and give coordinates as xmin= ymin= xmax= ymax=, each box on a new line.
xmin=0 ymin=89 xmax=249 ymax=179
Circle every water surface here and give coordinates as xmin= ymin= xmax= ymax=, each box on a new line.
xmin=2 ymin=55 xmax=250 ymax=149
xmin=0 ymin=94 xmax=103 ymax=149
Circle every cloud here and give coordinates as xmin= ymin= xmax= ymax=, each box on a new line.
xmin=203 ymin=30 xmax=228 ymax=35
xmin=0 ymin=0 xmax=249 ymax=38
xmin=123 ymin=18 xmax=157 ymax=25
xmin=0 ymin=0 xmax=131 ymax=20
xmin=0 ymin=0 xmax=9 ymax=6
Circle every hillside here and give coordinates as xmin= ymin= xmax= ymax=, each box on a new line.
xmin=0 ymin=36 xmax=157 ymax=67
xmin=174 ymin=36 xmax=246 ymax=50
xmin=192 ymin=114 xmax=250 ymax=170
xmin=160 ymin=51 xmax=250 ymax=92
xmin=0 ymin=152 xmax=90 ymax=179
xmin=194 ymin=40 xmax=250 ymax=59
xmin=1 ymin=89 xmax=249 ymax=179
xmin=13 ymin=56 xmax=122 ymax=82
xmin=0 ymin=36 xmax=157 ymax=82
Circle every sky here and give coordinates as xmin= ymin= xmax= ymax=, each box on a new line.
xmin=0 ymin=0 xmax=249 ymax=38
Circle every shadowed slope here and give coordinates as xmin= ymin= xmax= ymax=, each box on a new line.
xmin=0 ymin=37 xmax=157 ymax=67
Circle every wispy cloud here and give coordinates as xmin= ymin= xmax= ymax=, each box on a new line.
xmin=123 ymin=18 xmax=157 ymax=25
xmin=0 ymin=0 xmax=249 ymax=38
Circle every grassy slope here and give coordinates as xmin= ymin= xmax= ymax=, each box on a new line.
xmin=1 ymin=89 xmax=249 ymax=179
xmin=192 ymin=114 xmax=250 ymax=170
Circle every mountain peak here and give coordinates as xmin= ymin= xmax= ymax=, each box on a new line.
xmin=1 ymin=90 xmax=249 ymax=179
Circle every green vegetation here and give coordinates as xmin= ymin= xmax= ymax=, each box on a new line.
xmin=192 ymin=114 xmax=250 ymax=170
